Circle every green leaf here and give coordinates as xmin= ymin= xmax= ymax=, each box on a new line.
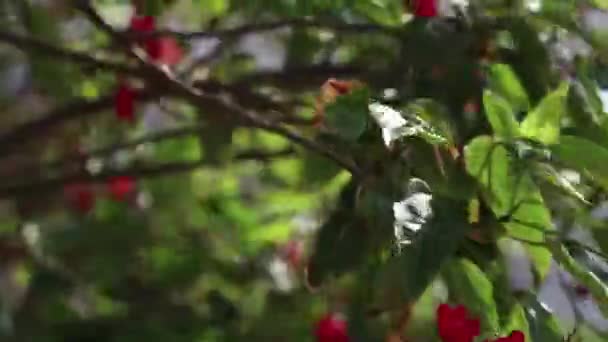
xmin=143 ymin=0 xmax=165 ymax=16
xmin=548 ymin=239 xmax=608 ymax=318
xmin=551 ymin=135 xmax=608 ymax=191
xmin=575 ymin=59 xmax=605 ymax=116
xmin=299 ymin=149 xmax=342 ymax=188
xmin=396 ymin=197 xmax=471 ymax=303
xmin=488 ymin=63 xmax=530 ymax=113
xmin=307 ymin=182 xmax=369 ymax=286
xmin=502 ymin=304 xmax=531 ymax=341
xmin=483 ymin=90 xmax=520 ymax=140
xmin=406 ymin=99 xmax=457 ymax=147
xmin=406 ymin=139 xmax=477 ymax=200
xmin=521 ymin=83 xmax=569 ymax=145
xmin=525 ymin=297 xmax=564 ymax=342
xmin=442 ymin=258 xmax=500 ymax=335
xmin=532 ymin=163 xmax=588 ymax=204
xmin=199 ymin=0 xmax=229 ymax=16
xmin=325 ymin=87 xmax=370 ymax=141
xmin=464 ymin=136 xmax=553 ymax=279
xmin=505 ymin=18 xmax=555 ymax=103
xmin=566 ymin=81 xmax=608 ymax=145
xmin=592 ymin=0 xmax=608 ymax=10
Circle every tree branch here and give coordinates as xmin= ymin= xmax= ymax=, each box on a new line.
xmin=0 ymin=91 xmax=159 ymax=154
xmin=0 ymin=30 xmax=144 ymax=77
xmin=159 ymin=75 xmax=362 ymax=176
xmin=74 ymin=0 xmax=362 ymax=177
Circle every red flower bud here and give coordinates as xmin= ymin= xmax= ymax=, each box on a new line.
xmin=463 ymin=100 xmax=479 ymax=114
xmin=108 ymin=176 xmax=136 ymax=202
xmin=413 ymin=0 xmax=438 ymax=18
xmin=281 ymin=240 xmax=304 ymax=268
xmin=115 ymin=83 xmax=136 ymax=122
xmin=315 ymin=313 xmax=349 ymax=342
xmin=64 ymin=182 xmax=95 ymax=213
xmin=130 ymin=15 xmax=155 ymax=34
xmin=436 ymin=304 xmax=480 ymax=342
xmin=574 ymin=284 xmax=590 ymax=297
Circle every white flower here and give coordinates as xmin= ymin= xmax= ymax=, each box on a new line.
xmin=393 ymin=192 xmax=432 ymax=246
xmin=268 ymin=256 xmax=294 ymax=292
xmin=599 ymin=90 xmax=608 ymax=113
xmin=369 ymin=103 xmax=408 ymax=146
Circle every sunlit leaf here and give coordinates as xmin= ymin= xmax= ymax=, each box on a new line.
xmin=521 ymin=83 xmax=569 ymax=145
xmin=483 ymin=90 xmax=520 ymax=139
xmin=488 ymin=63 xmax=530 ymax=113
xmin=465 ymin=136 xmax=553 ymax=279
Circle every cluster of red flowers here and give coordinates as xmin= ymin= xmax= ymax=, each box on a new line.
xmin=313 ymin=303 xmax=525 ymax=342
xmin=437 ymin=304 xmax=525 ymax=342
xmin=66 ymin=3 xmax=187 ymax=213
xmin=64 ymin=176 xmax=137 ymax=214
xmin=113 ymin=8 xmax=183 ymax=123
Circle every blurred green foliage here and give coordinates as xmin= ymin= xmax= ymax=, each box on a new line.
xmin=1 ymin=0 xmax=608 ymax=341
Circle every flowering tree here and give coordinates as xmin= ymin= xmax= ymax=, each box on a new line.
xmin=1 ymin=0 xmax=608 ymax=341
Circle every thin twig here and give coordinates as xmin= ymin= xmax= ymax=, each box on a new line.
xmin=43 ymin=124 xmax=293 ymax=170
xmin=0 ymin=146 xmax=296 ymax=198
xmin=232 ymin=64 xmax=366 ymax=89
xmin=128 ymin=18 xmax=399 ymax=40
xmin=0 ymin=159 xmax=206 ymax=198
xmin=50 ymin=124 xmax=208 ymax=168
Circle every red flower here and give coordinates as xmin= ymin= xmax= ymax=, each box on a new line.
xmin=108 ymin=176 xmax=136 ymax=202
xmin=129 ymin=15 xmax=182 ymax=65
xmin=64 ymin=183 xmax=95 ymax=213
xmin=115 ymin=83 xmax=136 ymax=122
xmin=130 ymin=15 xmax=155 ymax=33
xmin=436 ymin=304 xmax=480 ymax=342
xmin=315 ymin=313 xmax=349 ymax=342
xmin=413 ymin=0 xmax=438 ymax=17
xmin=489 ymin=331 xmax=525 ymax=342
xmin=129 ymin=15 xmax=160 ymax=59
xmin=155 ymin=37 xmax=183 ymax=65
